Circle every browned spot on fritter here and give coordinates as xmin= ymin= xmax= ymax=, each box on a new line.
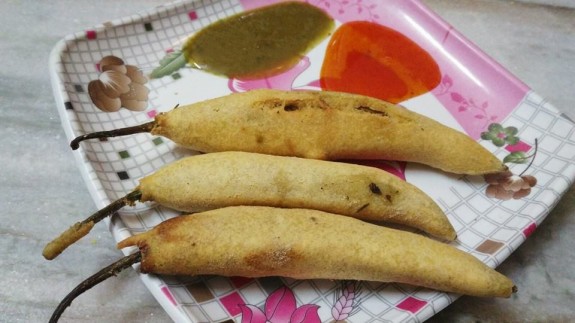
xmin=256 ymin=134 xmax=264 ymax=144
xmin=138 ymin=243 xmax=152 ymax=273
xmin=257 ymin=99 xmax=283 ymax=110
xmin=155 ymin=216 xmax=182 ymax=236
xmin=356 ymin=203 xmax=369 ymax=213
xmin=284 ymin=103 xmax=300 ymax=111
xmin=369 ymin=182 xmax=382 ymax=195
xmin=355 ymin=106 xmax=388 ymax=117
xmin=244 ymin=247 xmax=298 ymax=271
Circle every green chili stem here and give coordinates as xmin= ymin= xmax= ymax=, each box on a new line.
xmin=84 ymin=190 xmax=142 ymax=225
xmin=70 ymin=121 xmax=155 ymax=150
xmin=49 ymin=251 xmax=142 ymax=323
xmin=42 ymin=190 xmax=142 ymax=260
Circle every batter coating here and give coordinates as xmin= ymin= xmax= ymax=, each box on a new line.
xmin=119 ymin=206 xmax=515 ymax=298
xmin=154 ymin=89 xmax=506 ymax=175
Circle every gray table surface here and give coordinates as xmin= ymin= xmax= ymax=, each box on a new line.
xmin=1 ymin=0 xmax=573 ymax=322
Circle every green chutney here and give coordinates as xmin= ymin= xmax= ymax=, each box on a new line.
xmin=183 ymin=1 xmax=334 ymax=79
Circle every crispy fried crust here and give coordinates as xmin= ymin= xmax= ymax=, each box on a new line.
xmin=138 ymin=151 xmax=455 ymax=240
xmin=118 ymin=206 xmax=515 ymax=298
xmin=152 ymin=89 xmax=506 ymax=175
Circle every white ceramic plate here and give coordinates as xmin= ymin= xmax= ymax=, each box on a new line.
xmin=49 ymin=0 xmax=575 ymax=322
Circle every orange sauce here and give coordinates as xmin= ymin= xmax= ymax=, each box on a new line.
xmin=320 ymin=21 xmax=441 ymax=103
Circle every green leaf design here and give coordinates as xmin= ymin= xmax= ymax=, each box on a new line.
xmin=487 ymin=123 xmax=503 ymax=132
xmin=506 ymin=136 xmax=520 ymax=146
xmin=503 ymin=151 xmax=528 ymax=164
xmin=493 ymin=138 xmax=506 ymax=147
xmin=150 ymin=50 xmax=187 ymax=79
xmin=482 ymin=122 xmax=521 ymax=148
xmin=480 ymin=131 xmax=493 ymax=140
xmin=505 ymin=126 xmax=519 ymax=136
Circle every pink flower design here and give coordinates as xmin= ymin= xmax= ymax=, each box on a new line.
xmin=240 ymin=286 xmax=321 ymax=323
xmin=364 ymin=160 xmax=406 ymax=181
xmin=435 ymin=74 xmax=498 ymax=132
xmin=341 ymin=160 xmax=407 ymax=181
xmin=434 ymin=74 xmax=453 ymax=95
xmin=307 ymin=0 xmax=381 ymax=22
xmin=331 ymin=281 xmax=362 ymax=321
xmin=438 ymin=75 xmax=496 ymax=119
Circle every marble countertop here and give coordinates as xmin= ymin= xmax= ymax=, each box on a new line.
xmin=1 ymin=0 xmax=573 ymax=322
